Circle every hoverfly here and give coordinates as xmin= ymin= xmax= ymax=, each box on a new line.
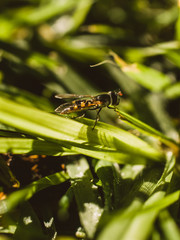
xmin=55 ymin=89 xmax=123 ymax=130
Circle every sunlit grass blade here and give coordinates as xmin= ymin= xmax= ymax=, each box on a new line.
xmin=125 ymin=41 xmax=180 ymax=62
xmin=97 ymin=154 xmax=177 ymax=240
xmin=121 ymin=191 xmax=180 ymax=240
xmin=113 ymin=108 xmax=179 ymax=153
xmin=110 ymin=51 xmax=171 ymax=91
xmin=26 ymin=52 xmax=96 ymax=94
xmin=175 ymin=0 xmax=180 ymax=41
xmin=14 ymin=0 xmax=80 ymax=25
xmin=154 ymin=5 xmax=178 ymax=28
xmin=82 ymin=24 xmax=124 ymax=38
xmin=0 ymin=83 xmax=53 ymax=111
xmin=164 ymin=82 xmax=180 ymax=99
xmin=0 ymin=171 xmax=69 ymax=214
xmin=165 ymin=50 xmax=180 ymax=68
xmin=159 ymin=210 xmax=180 ymax=240
xmin=94 ymin=160 xmax=117 ymax=211
xmin=0 ymin=96 xmax=164 ymax=163
xmin=67 ymin=158 xmax=103 ymax=238
xmin=97 ymin=190 xmax=180 ymax=240
xmin=0 ymin=138 xmax=76 ymax=156
xmin=54 ymin=37 xmax=106 ymax=62
xmin=70 ymin=0 xmax=93 ymax=33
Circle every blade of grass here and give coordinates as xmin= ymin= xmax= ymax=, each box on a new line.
xmin=97 ymin=189 xmax=180 ymax=240
xmin=27 ymin=52 xmax=96 ymax=95
xmin=125 ymin=41 xmax=180 ymax=62
xmin=120 ymin=190 xmax=180 ymax=240
xmin=14 ymin=0 xmax=80 ymax=25
xmin=14 ymin=202 xmax=48 ymax=240
xmin=0 ymin=83 xmax=53 ymax=111
xmin=70 ymin=0 xmax=93 ymax=33
xmin=0 ymin=171 xmax=69 ymax=214
xmin=165 ymin=50 xmax=180 ymax=68
xmin=110 ymin=51 xmax=171 ymax=92
xmin=0 ymin=96 xmax=164 ymax=163
xmin=112 ymin=108 xmax=179 ymax=154
xmin=104 ymin=55 xmax=178 ymax=138
xmin=164 ymin=82 xmax=180 ymax=99
xmin=98 ymin=153 xmax=177 ymax=240
xmin=97 ymin=165 xmax=164 ymax=240
xmin=158 ymin=210 xmax=180 ymax=240
xmin=0 ymin=137 xmax=76 ymax=156
xmin=175 ymin=0 xmax=180 ymax=41
xmin=67 ymin=157 xmax=103 ymax=238
xmin=94 ymin=160 xmax=115 ymax=211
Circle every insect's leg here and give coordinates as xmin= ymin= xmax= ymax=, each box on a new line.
xmin=107 ymin=105 xmax=115 ymax=109
xmin=92 ymin=108 xmax=102 ymax=130
xmin=72 ymin=112 xmax=85 ymax=119
xmin=75 ymin=113 xmax=85 ymax=119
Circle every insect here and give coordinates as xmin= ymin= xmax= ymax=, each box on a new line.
xmin=55 ymin=89 xmax=123 ymax=130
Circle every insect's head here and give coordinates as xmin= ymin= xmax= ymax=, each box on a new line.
xmin=108 ymin=89 xmax=123 ymax=106
xmin=115 ymin=89 xmax=123 ymax=97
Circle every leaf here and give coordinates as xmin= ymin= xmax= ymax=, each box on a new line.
xmin=66 ymin=157 xmax=103 ymax=238
xmin=165 ymin=50 xmax=180 ymax=68
xmin=0 ymin=137 xmax=76 ymax=156
xmin=110 ymin=51 xmax=171 ymax=91
xmin=97 ymin=189 xmax=180 ymax=240
xmin=159 ymin=210 xmax=180 ymax=240
xmin=14 ymin=202 xmax=48 ymax=240
xmin=0 ymin=83 xmax=53 ymax=111
xmin=0 ymin=96 xmax=165 ymax=163
xmin=14 ymin=0 xmax=80 ymax=25
xmin=112 ymin=108 xmax=179 ymax=153
xmin=164 ymin=82 xmax=180 ymax=99
xmin=175 ymin=1 xmax=180 ymax=41
xmin=0 ymin=171 xmax=69 ymax=214
xmin=125 ymin=41 xmax=180 ymax=62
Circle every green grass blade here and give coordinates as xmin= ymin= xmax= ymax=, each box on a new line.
xmin=0 ymin=171 xmax=69 ymax=214
xmin=67 ymin=157 xmax=103 ymax=238
xmin=97 ymin=190 xmax=180 ymax=240
xmin=70 ymin=0 xmax=93 ymax=33
xmin=159 ymin=210 xmax=180 ymax=240
xmin=13 ymin=202 xmax=48 ymax=240
xmin=15 ymin=0 xmax=80 ymax=25
xmin=175 ymin=1 xmax=180 ymax=41
xmin=0 ymin=83 xmax=53 ymax=111
xmin=0 ymin=137 xmax=76 ymax=156
xmin=164 ymin=81 xmax=180 ymax=99
xmin=0 ymin=96 xmax=164 ymax=163
xmin=113 ymin=108 xmax=179 ymax=152
xmin=125 ymin=41 xmax=180 ymax=62
xmin=110 ymin=51 xmax=171 ymax=91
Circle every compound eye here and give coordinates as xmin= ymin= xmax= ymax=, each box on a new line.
xmin=118 ymin=91 xmax=123 ymax=96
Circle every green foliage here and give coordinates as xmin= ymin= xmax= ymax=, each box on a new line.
xmin=0 ymin=0 xmax=180 ymax=239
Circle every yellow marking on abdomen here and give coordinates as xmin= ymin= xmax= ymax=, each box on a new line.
xmin=96 ymin=101 xmax=102 ymax=106
xmin=73 ymin=105 xmax=78 ymax=110
xmin=81 ymin=102 xmax=86 ymax=107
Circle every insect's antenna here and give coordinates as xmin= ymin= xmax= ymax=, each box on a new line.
xmin=92 ymin=108 xmax=102 ymax=130
xmin=90 ymin=60 xmax=115 ymax=68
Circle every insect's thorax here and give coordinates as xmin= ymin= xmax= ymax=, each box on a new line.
xmin=108 ymin=91 xmax=120 ymax=106
xmin=93 ymin=94 xmax=111 ymax=107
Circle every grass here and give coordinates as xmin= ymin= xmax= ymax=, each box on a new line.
xmin=0 ymin=0 xmax=180 ymax=239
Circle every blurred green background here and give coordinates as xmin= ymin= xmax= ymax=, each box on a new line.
xmin=0 ymin=0 xmax=179 ymax=136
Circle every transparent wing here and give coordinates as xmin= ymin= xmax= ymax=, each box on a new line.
xmin=55 ymin=94 xmax=93 ymax=99
xmin=55 ymin=102 xmax=71 ymax=113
